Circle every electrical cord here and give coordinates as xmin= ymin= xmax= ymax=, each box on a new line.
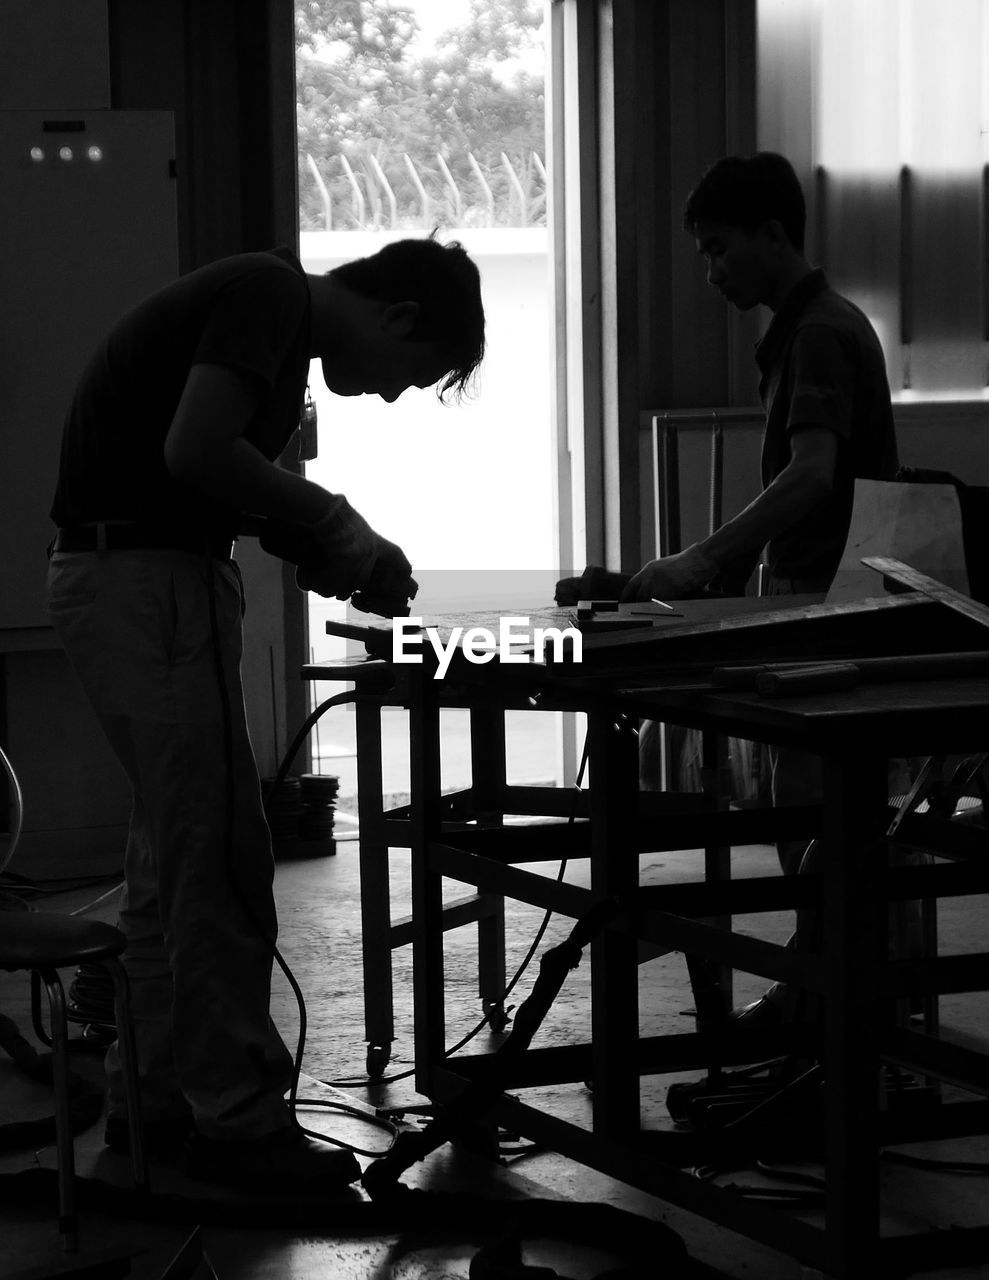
xmin=69 ymin=882 xmax=125 ymax=917
xmin=689 ymin=1148 xmax=989 ymax=1205
xmin=689 ymin=1160 xmax=826 ymax=1205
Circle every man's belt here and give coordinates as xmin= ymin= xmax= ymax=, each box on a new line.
xmin=52 ymin=523 xmax=235 ymax=560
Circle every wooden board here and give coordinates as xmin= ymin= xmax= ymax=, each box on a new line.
xmin=573 ymin=593 xmax=989 ymax=671
xmin=864 ymin=556 xmax=989 ymax=630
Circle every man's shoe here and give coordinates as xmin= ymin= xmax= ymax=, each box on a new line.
xmin=185 ymin=1126 xmax=361 ymax=1193
xmin=104 ymin=1112 xmax=193 ymax=1156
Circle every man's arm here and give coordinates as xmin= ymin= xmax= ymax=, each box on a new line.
xmin=621 ymin=425 xmax=838 ymax=601
xmin=163 ymin=363 xmax=332 ymax=523
xmin=164 ymin=363 xmax=413 ymax=603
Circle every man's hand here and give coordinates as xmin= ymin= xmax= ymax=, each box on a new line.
xmin=297 ymin=498 xmax=414 ymax=603
xmin=619 ymin=543 xmax=718 ymax=602
xmin=555 ymin=566 xmax=634 ymax=606
xmin=554 ymin=576 xmax=583 ymax=606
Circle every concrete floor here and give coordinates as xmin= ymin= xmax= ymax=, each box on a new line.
xmin=1 ymin=824 xmax=989 ymax=1278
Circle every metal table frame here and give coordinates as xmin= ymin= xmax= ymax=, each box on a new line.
xmin=401 ymin=655 xmax=989 ymax=1279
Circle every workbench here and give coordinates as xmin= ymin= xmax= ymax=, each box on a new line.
xmin=312 ymin=589 xmax=989 ymax=1279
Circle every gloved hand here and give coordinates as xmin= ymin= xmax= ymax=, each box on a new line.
xmin=352 ymin=545 xmax=419 ymax=617
xmin=619 ymin=543 xmax=718 ymax=602
xmin=555 ymin=565 xmax=633 ymax=606
xmin=302 ymin=496 xmax=379 ymax=594
xmin=296 ymin=531 xmax=414 ymax=603
xmin=554 ymin=576 xmax=583 ymax=606
xmin=265 ymin=495 xmax=413 ymax=604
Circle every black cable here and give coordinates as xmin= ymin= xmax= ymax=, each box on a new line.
xmin=689 ymin=1162 xmax=825 ymax=1205
xmin=289 ymin=1093 xmax=398 ymax=1158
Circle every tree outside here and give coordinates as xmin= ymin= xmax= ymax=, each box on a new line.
xmin=296 ymin=0 xmax=546 ymax=231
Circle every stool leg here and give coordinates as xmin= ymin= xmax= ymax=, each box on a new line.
xmin=38 ymin=967 xmax=77 ymax=1252
xmin=104 ymin=957 xmax=148 ymax=1193
xmin=30 ymin=969 xmax=53 ymax=1047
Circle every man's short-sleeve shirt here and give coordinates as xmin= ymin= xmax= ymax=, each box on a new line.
xmin=51 ymin=248 xmax=311 ymax=537
xmin=755 ymin=268 xmax=898 ymax=587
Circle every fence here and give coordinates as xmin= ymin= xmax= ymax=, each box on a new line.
xmin=301 ymin=149 xmax=547 ymax=232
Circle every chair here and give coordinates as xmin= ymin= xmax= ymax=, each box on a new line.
xmin=0 ymin=745 xmax=147 ymax=1251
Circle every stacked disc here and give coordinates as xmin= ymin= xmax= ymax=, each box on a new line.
xmin=68 ymin=962 xmax=116 ymax=1031
xmin=262 ymin=775 xmax=304 ymax=842
xmin=298 ymin=773 xmax=338 ymax=843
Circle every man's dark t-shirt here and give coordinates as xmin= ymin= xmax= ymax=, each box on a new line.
xmin=51 ymin=248 xmax=311 ymax=540
xmin=756 ymin=268 xmax=899 ymax=590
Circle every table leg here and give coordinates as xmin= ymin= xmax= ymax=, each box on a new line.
xmin=701 ymin=729 xmax=733 ymax=1021
xmin=469 ymin=702 xmax=507 ymax=814
xmin=409 ymin=666 xmax=446 ymax=1092
xmin=469 ymin=702 xmax=508 ymax=1021
xmin=589 ymin=710 xmax=641 ymax=1141
xmin=821 ymin=746 xmax=887 ymax=1278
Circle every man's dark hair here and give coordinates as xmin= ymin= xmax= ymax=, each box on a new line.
xmin=330 ymin=233 xmax=485 ymax=402
xmin=682 ymin=152 xmax=806 ymax=252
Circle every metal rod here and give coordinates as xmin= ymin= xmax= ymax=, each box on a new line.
xmin=982 ymin=163 xmax=989 ymax=381
xmin=338 ymin=152 xmax=366 ymax=228
xmin=403 ymin=153 xmax=431 ymax=227
xmin=709 ymin=413 xmax=724 ymax=536
xmin=658 ymin=416 xmax=681 ymax=556
xmin=305 ymin=153 xmax=331 ymax=230
xmin=369 ymin=153 xmax=397 ymax=228
xmin=501 ymin=151 xmax=528 ymax=226
xmin=436 ymin=153 xmax=463 ymax=225
xmin=467 ymin=151 xmax=495 ymax=226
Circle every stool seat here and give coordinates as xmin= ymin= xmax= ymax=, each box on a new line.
xmin=0 ymin=913 xmax=126 ymax=971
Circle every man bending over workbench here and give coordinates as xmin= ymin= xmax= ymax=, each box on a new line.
xmin=627 ymin=153 xmax=899 ymax=1023
xmin=47 ymin=235 xmax=484 ymax=1190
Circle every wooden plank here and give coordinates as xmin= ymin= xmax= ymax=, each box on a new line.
xmin=713 ymin=650 xmax=989 ymax=690
xmin=864 ymin=556 xmax=989 ymax=629
xmin=576 ymin=593 xmax=986 ymax=670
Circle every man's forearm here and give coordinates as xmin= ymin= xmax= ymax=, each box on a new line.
xmin=170 ymin=435 xmax=334 ymax=525
xmin=699 ymin=464 xmax=831 ymax=570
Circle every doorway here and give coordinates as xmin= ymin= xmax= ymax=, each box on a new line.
xmin=295 ymin=0 xmax=561 ymax=810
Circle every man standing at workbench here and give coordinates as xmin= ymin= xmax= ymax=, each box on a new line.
xmin=623 ymin=151 xmax=898 ymax=604
xmin=623 ymin=152 xmax=899 ymax=1023
xmin=46 ymin=235 xmax=485 ymax=1189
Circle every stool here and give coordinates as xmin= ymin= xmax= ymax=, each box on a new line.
xmin=0 ymin=912 xmax=147 ymax=1250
